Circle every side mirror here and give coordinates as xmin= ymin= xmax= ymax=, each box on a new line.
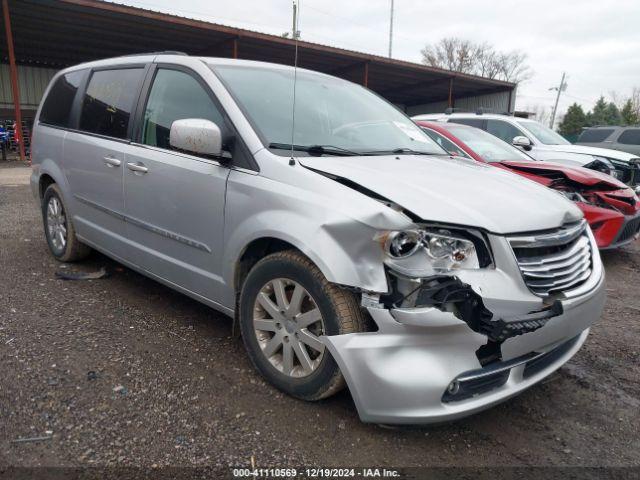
xmin=170 ymin=118 xmax=222 ymax=157
xmin=512 ymin=136 xmax=532 ymax=149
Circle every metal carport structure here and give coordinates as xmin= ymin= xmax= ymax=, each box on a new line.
xmin=1 ymin=0 xmax=516 ymax=160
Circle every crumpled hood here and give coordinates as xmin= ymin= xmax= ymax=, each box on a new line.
xmin=299 ymin=154 xmax=583 ymax=234
xmin=541 ymin=144 xmax=639 ymax=162
xmin=500 ymin=160 xmax=630 ymax=189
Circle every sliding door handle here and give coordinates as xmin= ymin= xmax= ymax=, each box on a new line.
xmin=103 ymin=156 xmax=121 ymax=167
xmin=126 ymin=162 xmax=148 ymax=174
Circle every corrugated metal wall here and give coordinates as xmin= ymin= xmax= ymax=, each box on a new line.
xmin=0 ymin=64 xmax=58 ymax=110
xmin=406 ymin=90 xmax=516 ymax=116
xmin=0 ymin=63 xmax=517 ymax=119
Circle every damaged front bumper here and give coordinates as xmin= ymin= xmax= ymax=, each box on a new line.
xmin=323 ymin=232 xmax=606 ymax=425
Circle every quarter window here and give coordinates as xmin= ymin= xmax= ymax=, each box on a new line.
xmin=39 ymin=70 xmax=85 ymax=127
xmin=617 ymin=129 xmax=640 ymax=145
xmin=486 ymin=119 xmax=525 ymax=144
xmin=141 ymin=69 xmax=224 ymax=150
xmin=79 ymin=68 xmax=144 ymax=139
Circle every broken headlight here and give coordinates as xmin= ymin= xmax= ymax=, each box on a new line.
xmin=378 ymin=228 xmax=487 ymax=277
xmin=558 ymin=190 xmax=587 ymax=203
xmin=585 ymin=156 xmax=621 ymax=179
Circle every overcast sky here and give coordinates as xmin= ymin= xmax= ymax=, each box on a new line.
xmin=113 ymin=0 xmax=640 ymax=118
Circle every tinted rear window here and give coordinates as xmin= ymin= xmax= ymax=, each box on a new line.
xmin=79 ymin=68 xmax=144 ymax=139
xmin=577 ymin=128 xmax=615 ymax=143
xmin=39 ymin=71 xmax=85 ymax=127
xmin=618 ymin=129 xmax=640 ymax=145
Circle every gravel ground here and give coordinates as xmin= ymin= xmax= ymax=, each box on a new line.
xmin=1 ymin=162 xmax=639 ymax=472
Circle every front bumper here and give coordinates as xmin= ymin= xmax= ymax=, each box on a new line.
xmin=323 ymin=233 xmax=606 ymax=424
xmin=601 ymin=211 xmax=640 ymax=249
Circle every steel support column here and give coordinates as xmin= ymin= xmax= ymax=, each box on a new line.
xmin=2 ymin=0 xmax=25 ymax=161
xmin=448 ymin=77 xmax=454 ymax=108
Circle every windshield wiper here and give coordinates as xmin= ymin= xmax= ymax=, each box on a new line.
xmin=268 ymin=143 xmax=363 ymax=156
xmin=362 ymin=148 xmax=440 ymax=156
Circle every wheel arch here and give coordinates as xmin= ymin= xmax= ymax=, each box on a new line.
xmin=234 ymin=236 xmax=304 ymax=294
xmin=39 ymin=173 xmax=57 ymax=200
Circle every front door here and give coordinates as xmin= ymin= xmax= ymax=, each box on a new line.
xmin=123 ymin=67 xmax=230 ymax=302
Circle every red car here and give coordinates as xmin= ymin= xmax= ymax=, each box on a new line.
xmin=416 ymin=120 xmax=640 ymax=249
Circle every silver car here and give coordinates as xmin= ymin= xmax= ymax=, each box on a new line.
xmin=31 ymin=54 xmax=605 ymax=424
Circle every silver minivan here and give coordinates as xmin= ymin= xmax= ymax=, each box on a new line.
xmin=31 ymin=54 xmax=605 ymax=424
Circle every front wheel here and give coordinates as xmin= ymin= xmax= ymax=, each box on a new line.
xmin=238 ymin=250 xmax=366 ymax=400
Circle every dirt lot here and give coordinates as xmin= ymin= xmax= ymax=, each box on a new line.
xmin=1 ymin=162 xmax=639 ymax=473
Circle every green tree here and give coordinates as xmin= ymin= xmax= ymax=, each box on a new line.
xmin=604 ymin=102 xmax=622 ymax=125
xmin=621 ymin=99 xmax=639 ymax=125
xmin=559 ymin=103 xmax=587 ymax=137
xmin=588 ymin=96 xmax=608 ymax=126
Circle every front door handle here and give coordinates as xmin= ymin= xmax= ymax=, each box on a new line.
xmin=103 ymin=156 xmax=121 ymax=167
xmin=126 ymin=162 xmax=148 ymax=174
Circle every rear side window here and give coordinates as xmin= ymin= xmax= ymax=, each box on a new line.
xmin=578 ymin=128 xmax=615 ymax=143
xmin=449 ymin=118 xmax=485 ymax=129
xmin=617 ymin=129 xmax=640 ymax=145
xmin=39 ymin=71 xmax=84 ymax=127
xmin=79 ymin=68 xmax=144 ymax=139
xmin=486 ymin=119 xmax=525 ymax=143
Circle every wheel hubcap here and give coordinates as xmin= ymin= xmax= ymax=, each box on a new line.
xmin=253 ymin=278 xmax=326 ymax=378
xmin=46 ymin=196 xmax=67 ymax=252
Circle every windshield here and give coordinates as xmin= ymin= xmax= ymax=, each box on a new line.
xmin=517 ymin=120 xmax=570 ymax=145
xmin=446 ymin=125 xmax=533 ymax=162
xmin=211 ymin=64 xmax=445 ymax=156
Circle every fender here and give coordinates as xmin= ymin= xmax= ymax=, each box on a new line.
xmin=221 ymin=166 xmax=413 ymax=309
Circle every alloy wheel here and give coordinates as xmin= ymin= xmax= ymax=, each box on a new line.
xmin=253 ymin=278 xmax=326 ymax=378
xmin=46 ymin=196 xmax=67 ymax=252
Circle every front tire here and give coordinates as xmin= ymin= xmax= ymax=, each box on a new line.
xmin=238 ymin=250 xmax=366 ymax=400
xmin=42 ymin=184 xmax=91 ymax=262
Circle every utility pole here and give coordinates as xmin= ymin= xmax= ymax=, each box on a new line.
xmin=388 ymin=0 xmax=394 ymax=58
xmin=549 ymin=72 xmax=567 ymax=129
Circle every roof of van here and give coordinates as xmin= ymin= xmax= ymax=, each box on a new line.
xmin=58 ymin=54 xmax=335 ymax=77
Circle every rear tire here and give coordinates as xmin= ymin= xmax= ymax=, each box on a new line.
xmin=42 ymin=184 xmax=91 ymax=262
xmin=238 ymin=250 xmax=366 ymax=400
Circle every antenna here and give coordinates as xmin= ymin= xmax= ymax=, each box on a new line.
xmin=388 ymin=0 xmax=394 ymax=58
xmin=289 ymin=0 xmax=300 ymax=166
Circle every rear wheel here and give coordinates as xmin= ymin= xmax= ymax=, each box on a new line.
xmin=238 ymin=250 xmax=366 ymax=400
xmin=42 ymin=184 xmax=91 ymax=262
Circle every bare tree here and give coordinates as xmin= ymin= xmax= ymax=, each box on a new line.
xmin=420 ymin=38 xmax=476 ymax=73
xmin=607 ymin=87 xmax=640 ymax=119
xmin=522 ymin=104 xmax=552 ymax=125
xmin=420 ymin=37 xmax=532 ymax=84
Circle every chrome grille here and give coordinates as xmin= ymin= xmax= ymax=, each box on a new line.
xmin=508 ymin=222 xmax=593 ymax=296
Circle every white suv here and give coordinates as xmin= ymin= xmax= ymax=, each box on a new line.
xmin=414 ymin=112 xmax=640 ymax=190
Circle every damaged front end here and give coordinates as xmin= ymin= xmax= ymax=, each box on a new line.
xmin=322 ymin=221 xmax=605 ymax=424
xmin=384 ymin=273 xmax=563 ymax=366
xmin=499 ymin=161 xmax=640 ymax=248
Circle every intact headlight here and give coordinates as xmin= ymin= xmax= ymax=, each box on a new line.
xmin=378 ymin=228 xmax=483 ymax=277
